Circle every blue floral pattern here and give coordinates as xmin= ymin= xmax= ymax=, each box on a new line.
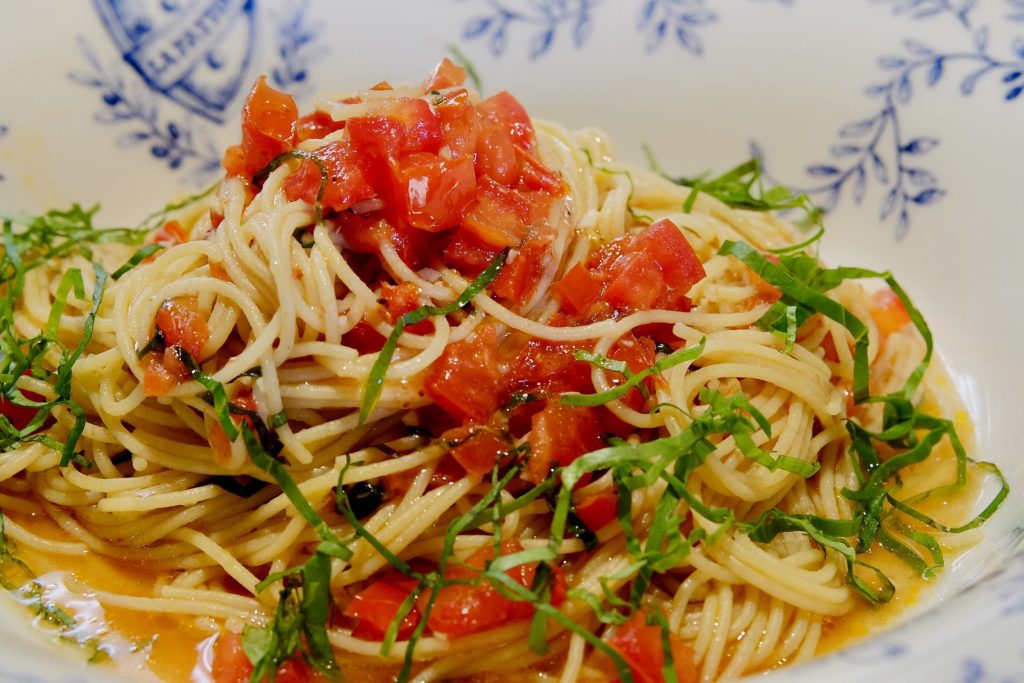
xmin=1008 ymin=0 xmax=1024 ymax=20
xmin=871 ymin=0 xmax=978 ymax=28
xmin=71 ymin=0 xmax=326 ymax=180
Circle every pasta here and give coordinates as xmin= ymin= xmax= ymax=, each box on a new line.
xmin=0 ymin=59 xmax=1007 ymax=683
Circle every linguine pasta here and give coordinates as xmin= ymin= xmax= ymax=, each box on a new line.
xmin=0 ymin=60 xmax=1007 ymax=683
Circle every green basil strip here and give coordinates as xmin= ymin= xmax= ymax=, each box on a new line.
xmin=358 ymin=249 xmax=507 ymax=425
xmin=562 ymin=338 xmax=705 ymax=408
xmin=112 ymin=243 xmax=163 ymax=279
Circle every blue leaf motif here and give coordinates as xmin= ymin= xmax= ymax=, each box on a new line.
xmin=1013 ymin=37 xmax=1024 ymax=58
xmin=871 ymin=151 xmax=890 ymax=184
xmin=865 ymin=83 xmax=889 ymax=97
xmin=1007 ymin=85 xmax=1024 ymax=100
xmin=906 ymin=167 xmax=938 ymax=186
xmin=839 ymin=118 xmax=876 ymax=138
xmin=912 ymin=187 xmax=946 ymax=204
xmin=853 ymin=165 xmax=867 ymax=203
xmin=830 ymin=144 xmax=862 ymax=157
xmin=574 ymin=12 xmax=593 ymax=47
xmin=903 ymin=39 xmax=934 ymax=56
xmin=640 ymin=0 xmax=657 ymax=24
xmin=926 ymin=58 xmax=944 ymax=86
xmin=1004 ymin=70 xmax=1023 ymax=82
xmin=973 ymin=26 xmax=990 ymax=52
xmin=878 ymin=55 xmax=907 ymax=69
xmin=529 ymin=27 xmax=556 ymax=59
xmin=880 ymin=186 xmax=901 ymax=220
xmin=896 ymin=73 xmax=913 ymax=103
xmin=901 ymin=137 xmax=939 ymax=154
xmin=806 ymin=164 xmax=841 ymax=177
xmin=464 ymin=16 xmax=493 ymax=38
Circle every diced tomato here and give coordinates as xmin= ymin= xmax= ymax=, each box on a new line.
xmin=283 ymin=140 xmax=376 ymax=212
xmin=342 ymin=321 xmax=385 ymax=355
xmin=296 ymin=111 xmax=345 ymax=143
xmin=608 ymin=611 xmax=698 ymax=683
xmin=435 ymin=89 xmax=479 ymax=158
xmin=395 ymin=153 xmax=477 ymax=231
xmin=423 ymin=57 xmax=468 ymax=91
xmin=462 ymin=177 xmax=533 ymax=248
xmin=443 ymin=426 xmax=508 ymax=477
xmin=380 ymin=281 xmax=421 ymax=322
xmin=574 ymin=489 xmax=619 ymax=532
xmin=442 ymin=229 xmax=502 ymax=277
xmin=427 ymin=539 xmax=561 ymax=638
xmin=222 ymin=76 xmax=298 ymax=179
xmin=492 ymin=240 xmax=548 ymax=302
xmin=150 ymin=220 xmax=189 ymax=249
xmin=475 ymin=91 xmax=535 ymax=185
xmin=524 ymin=402 xmax=603 ymax=483
xmin=155 ymin=296 xmax=210 ymax=359
xmin=509 ymin=339 xmax=591 ymax=395
xmin=333 ymin=210 xmax=439 ymax=270
xmin=142 ymin=349 xmax=190 ymax=397
xmin=344 ymin=571 xmax=421 ymax=641
xmin=209 ymin=393 xmax=258 ymax=465
xmin=633 ymin=219 xmax=706 ymax=309
xmin=602 ymin=251 xmax=665 ymax=311
xmin=515 ymin=145 xmax=566 ymax=195
xmin=607 ymin=334 xmax=657 ymax=411
xmin=870 ymin=288 xmax=911 ymax=336
xmin=366 ymin=98 xmax=443 ymax=155
xmin=551 ymin=263 xmax=603 ymax=316
xmin=425 ymin=326 xmax=506 ymax=422
xmin=211 ymin=631 xmax=312 ymax=683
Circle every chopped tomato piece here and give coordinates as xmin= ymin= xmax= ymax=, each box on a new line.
xmin=515 ymin=145 xmax=566 ymax=195
xmin=344 ymin=571 xmax=421 ymax=641
xmin=525 ymin=402 xmax=603 ymax=483
xmin=142 ymin=349 xmax=190 ymax=397
xmin=209 ymin=393 xmax=258 ymax=465
xmin=150 ymin=220 xmax=188 ymax=249
xmin=607 ymin=334 xmax=657 ymax=411
xmin=380 ymin=281 xmax=421 ymax=322
xmin=425 ymin=326 xmax=506 ymax=422
xmin=492 ymin=240 xmax=548 ymax=302
xmin=602 ymin=251 xmax=665 ymax=311
xmin=423 ymin=57 xmax=468 ymax=91
xmin=283 ymin=141 xmax=375 ymax=212
xmin=461 ymin=177 xmax=533 ymax=248
xmin=475 ymin=91 xmax=535 ymax=185
xmin=870 ymin=288 xmax=911 ymax=336
xmin=509 ymin=339 xmax=591 ymax=395
xmin=396 ymin=153 xmax=477 ymax=231
xmin=333 ymin=211 xmax=439 ymax=270
xmin=435 ymin=89 xmax=479 ymax=158
xmin=155 ymin=296 xmax=210 ymax=359
xmin=574 ymin=489 xmax=619 ymax=531
xmin=222 ymin=76 xmax=298 ymax=179
xmin=608 ymin=611 xmax=698 ymax=683
xmin=296 ymin=111 xmax=344 ymax=143
xmin=368 ymin=98 xmax=443 ymax=155
xmin=442 ymin=229 xmax=502 ymax=277
xmin=633 ymin=219 xmax=706 ymax=309
xmin=427 ymin=539 xmax=561 ymax=638
xmin=443 ymin=426 xmax=508 ymax=477
xmin=551 ymin=263 xmax=603 ymax=316
xmin=211 ymin=631 xmax=312 ymax=683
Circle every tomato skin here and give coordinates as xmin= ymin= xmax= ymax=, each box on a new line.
xmin=515 ymin=145 xmax=566 ymax=195
xmin=607 ymin=334 xmax=657 ymax=411
xmin=375 ymin=98 xmax=443 ymax=154
xmin=602 ymin=251 xmax=665 ymax=311
xmin=870 ymin=288 xmax=911 ymax=336
xmin=442 ymin=229 xmax=502 ymax=277
xmin=296 ymin=111 xmax=344 ymax=143
xmin=344 ymin=571 xmax=421 ymax=641
xmin=333 ymin=210 xmax=439 ymax=270
xmin=524 ymin=402 xmax=603 ymax=483
xmin=608 ymin=612 xmax=698 ymax=683
xmin=491 ymin=240 xmax=548 ymax=302
xmin=551 ymin=263 xmax=602 ymax=315
xmin=397 ymin=153 xmax=477 ymax=232
xmin=509 ymin=339 xmax=591 ymax=395
xmin=574 ymin=489 xmax=619 ymax=531
xmin=427 ymin=539 xmax=553 ymax=638
xmin=208 ymin=393 xmax=258 ymax=465
xmin=443 ymin=426 xmax=508 ymax=477
xmin=155 ymin=296 xmax=210 ymax=359
xmin=435 ymin=89 xmax=479 ymax=158
xmin=283 ymin=141 xmax=376 ymax=212
xmin=423 ymin=57 xmax=468 ymax=90
xmin=223 ymin=76 xmax=298 ymax=179
xmin=150 ymin=220 xmax=189 ymax=249
xmin=210 ymin=631 xmax=312 ymax=683
xmin=633 ymin=219 xmax=706 ymax=310
xmin=425 ymin=326 xmax=506 ymax=422
xmin=461 ymin=177 xmax=533 ymax=248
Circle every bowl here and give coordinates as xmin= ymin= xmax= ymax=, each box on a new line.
xmin=0 ymin=1 xmax=1021 ymax=681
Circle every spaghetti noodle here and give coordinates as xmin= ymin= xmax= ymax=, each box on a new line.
xmin=0 ymin=59 xmax=1007 ymax=683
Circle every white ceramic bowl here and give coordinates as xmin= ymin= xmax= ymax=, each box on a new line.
xmin=0 ymin=1 xmax=1022 ymax=681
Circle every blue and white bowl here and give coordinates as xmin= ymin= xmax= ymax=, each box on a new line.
xmin=0 ymin=1 xmax=1022 ymax=680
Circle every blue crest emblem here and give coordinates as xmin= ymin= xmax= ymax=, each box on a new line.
xmin=93 ymin=0 xmax=256 ymax=123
